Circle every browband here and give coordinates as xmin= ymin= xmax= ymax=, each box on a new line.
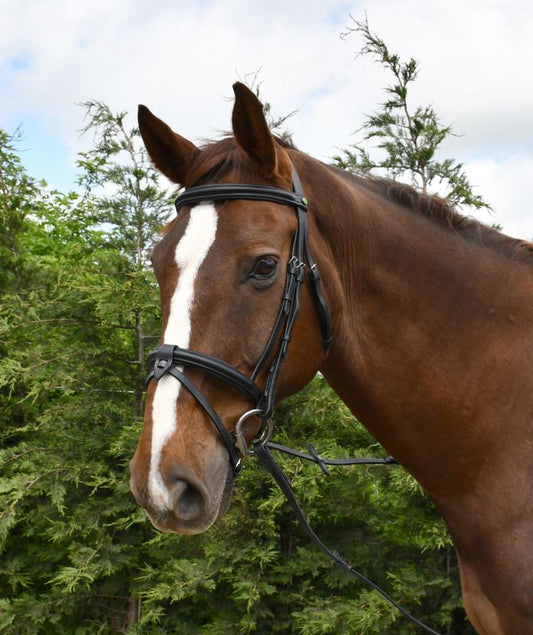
xmin=175 ymin=183 xmax=308 ymax=214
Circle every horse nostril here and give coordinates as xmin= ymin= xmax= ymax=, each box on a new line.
xmin=171 ymin=479 xmax=204 ymax=520
xmin=165 ymin=466 xmax=208 ymax=521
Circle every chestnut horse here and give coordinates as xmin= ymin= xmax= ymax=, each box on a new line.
xmin=130 ymin=83 xmax=533 ymax=634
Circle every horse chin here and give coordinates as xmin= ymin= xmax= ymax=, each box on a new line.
xmin=144 ymin=460 xmax=235 ymax=536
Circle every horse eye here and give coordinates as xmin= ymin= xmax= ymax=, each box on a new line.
xmin=250 ymin=256 xmax=278 ymax=279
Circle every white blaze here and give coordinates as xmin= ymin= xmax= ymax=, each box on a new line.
xmin=149 ymin=203 xmax=218 ymax=508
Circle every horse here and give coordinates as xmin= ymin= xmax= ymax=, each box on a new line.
xmin=129 ymin=82 xmax=533 ymax=634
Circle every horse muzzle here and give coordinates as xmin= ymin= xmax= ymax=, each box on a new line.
xmin=129 ymin=450 xmax=234 ymax=535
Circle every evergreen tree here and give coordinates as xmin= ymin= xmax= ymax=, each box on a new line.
xmin=0 ymin=128 xmax=38 ymax=294
xmin=336 ymin=17 xmax=491 ymax=211
xmin=77 ymin=100 xmax=171 ymax=414
xmin=0 ymin=112 xmax=167 ymax=631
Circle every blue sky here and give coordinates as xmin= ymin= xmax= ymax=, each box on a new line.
xmin=2 ymin=0 xmax=533 ymax=238
xmin=11 ymin=116 xmax=78 ymax=191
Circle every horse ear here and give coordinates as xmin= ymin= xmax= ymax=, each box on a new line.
xmin=232 ymin=82 xmax=277 ymax=176
xmin=137 ymin=105 xmax=200 ymax=185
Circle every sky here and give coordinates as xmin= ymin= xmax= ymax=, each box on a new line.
xmin=2 ymin=0 xmax=532 ymax=239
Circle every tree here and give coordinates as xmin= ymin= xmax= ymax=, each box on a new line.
xmin=335 ymin=17 xmax=491 ymax=212
xmin=0 ymin=109 xmax=168 ymax=631
xmin=0 ymin=128 xmax=37 ymax=294
xmin=77 ymin=100 xmax=172 ymax=414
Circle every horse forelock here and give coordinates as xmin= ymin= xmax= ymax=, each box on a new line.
xmin=184 ymin=135 xmax=296 ymax=187
xmin=156 ymin=135 xmax=296 ymax=238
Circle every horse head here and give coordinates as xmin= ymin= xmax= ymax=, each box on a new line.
xmin=129 ymin=83 xmax=331 ymax=534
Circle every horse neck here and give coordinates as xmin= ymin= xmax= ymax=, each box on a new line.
xmin=301 ymin=157 xmax=533 ymax=498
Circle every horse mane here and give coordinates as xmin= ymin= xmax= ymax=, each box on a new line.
xmin=187 ymin=136 xmax=533 ymax=265
xmin=332 ymin=166 xmax=533 ymax=265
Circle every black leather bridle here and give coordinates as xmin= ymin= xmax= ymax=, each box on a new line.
xmin=144 ymin=165 xmax=441 ymax=634
xmin=146 ymin=165 xmax=332 ymax=474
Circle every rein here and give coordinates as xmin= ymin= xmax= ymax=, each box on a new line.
xmin=252 ymin=441 xmax=440 ymax=635
xmin=146 ymin=166 xmax=441 ymax=635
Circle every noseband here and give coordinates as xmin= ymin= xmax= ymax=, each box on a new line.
xmin=146 ymin=166 xmax=332 ymax=473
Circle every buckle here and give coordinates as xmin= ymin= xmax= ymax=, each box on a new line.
xmin=153 ymin=344 xmax=175 ymax=380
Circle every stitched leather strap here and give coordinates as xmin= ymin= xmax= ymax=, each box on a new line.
xmin=168 ymin=365 xmax=243 ymax=473
xmin=175 ymin=183 xmax=308 ymax=213
xmin=147 ymin=344 xmax=261 ymax=405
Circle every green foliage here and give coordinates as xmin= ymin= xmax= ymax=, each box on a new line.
xmin=0 ymin=116 xmax=163 ymax=632
xmin=0 ymin=128 xmax=41 ymax=293
xmin=336 ymin=17 xmax=491 ymax=212
xmin=77 ymin=100 xmax=171 ymax=268
xmin=0 ymin=101 xmax=474 ymax=633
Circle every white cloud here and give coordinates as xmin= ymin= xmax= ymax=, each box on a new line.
xmin=1 ymin=0 xmax=532 ymax=238
xmin=465 ymin=153 xmax=533 ymax=240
